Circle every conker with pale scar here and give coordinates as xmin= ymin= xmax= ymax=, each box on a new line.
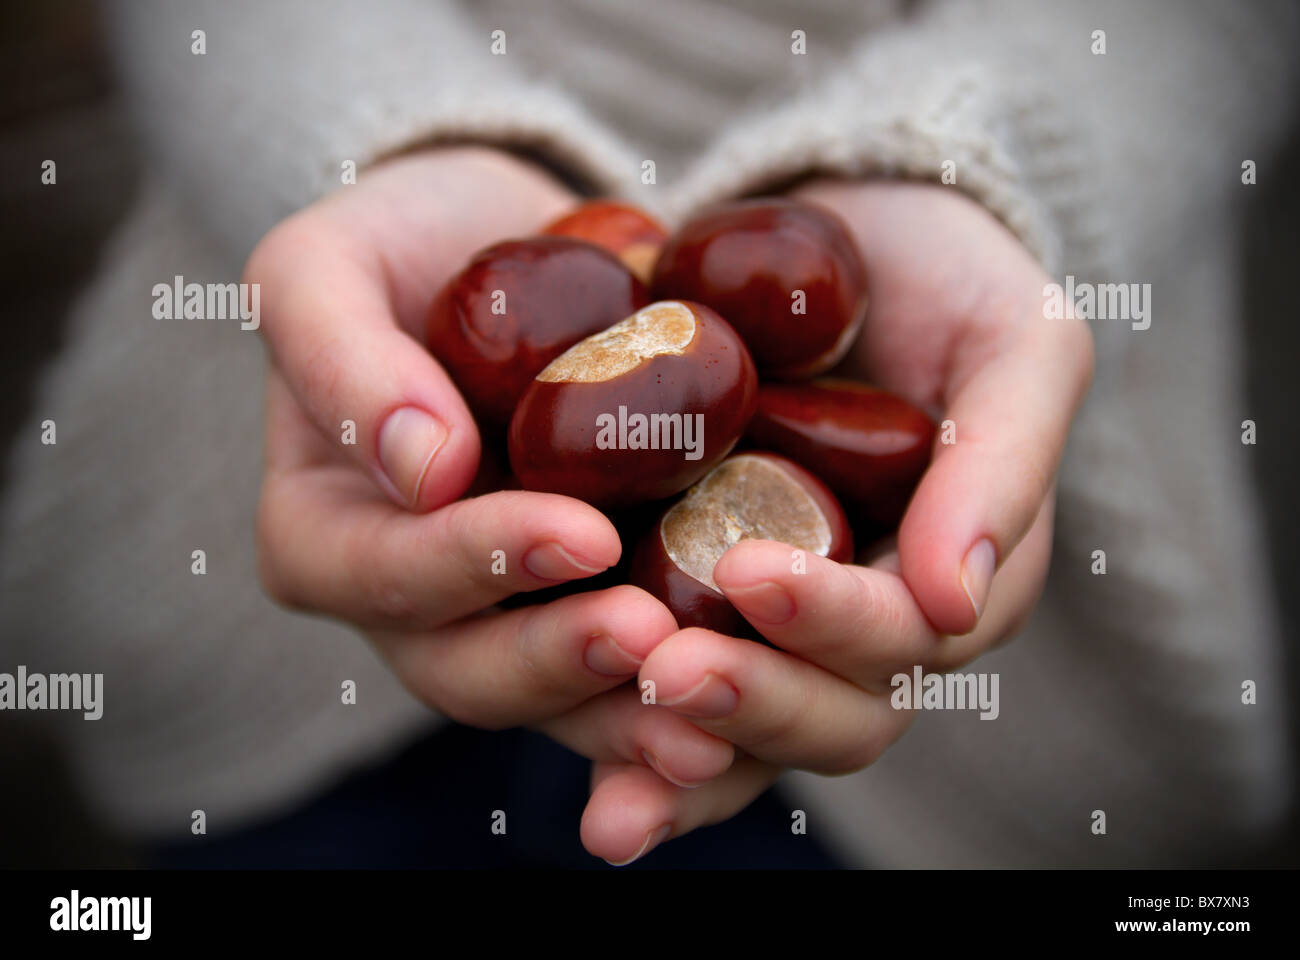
xmin=508 ymin=300 xmax=758 ymax=509
xmin=746 ymin=379 xmax=934 ymax=535
xmin=543 ymin=201 xmax=668 ymax=285
xmin=630 ymin=452 xmax=853 ymax=633
xmin=426 ymin=237 xmax=648 ymax=426
xmin=651 ymin=198 xmax=867 ymax=379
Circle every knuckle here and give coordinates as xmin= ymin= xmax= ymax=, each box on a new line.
xmin=388 ymin=644 xmax=509 ymax=730
xmin=436 ymin=501 xmax=501 ymax=594
xmin=296 ymin=334 xmax=348 ymax=411
xmin=363 ymin=572 xmax=416 ymax=623
xmin=348 ymin=518 xmax=417 ymax=624
xmin=513 ymin=607 xmax=574 ymax=701
xmin=811 ymin=719 xmax=892 ymax=777
xmin=845 ymin=569 xmax=908 ymax=655
xmin=742 ymin=688 xmax=810 ymax=755
xmin=433 ymin=687 xmax=505 ymax=730
xmin=254 ymin=487 xmax=303 ymax=610
xmin=812 ymin=742 xmax=884 ymax=777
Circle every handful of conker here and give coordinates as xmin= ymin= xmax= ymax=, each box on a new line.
xmin=423 ymin=199 xmax=935 ymax=630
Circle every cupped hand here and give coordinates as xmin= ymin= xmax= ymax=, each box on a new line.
xmin=246 ymin=148 xmax=736 ymax=825
xmin=580 ymin=180 xmax=1094 ymax=865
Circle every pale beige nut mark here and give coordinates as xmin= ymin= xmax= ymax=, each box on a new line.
xmin=537 ymin=301 xmax=696 ymax=384
xmin=661 ymin=455 xmax=832 ymax=591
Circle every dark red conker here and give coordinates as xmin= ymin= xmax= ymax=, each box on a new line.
xmin=426 ymin=237 xmax=648 ymax=426
xmin=542 ymin=200 xmax=668 ymax=285
xmin=651 ymin=198 xmax=867 ymax=380
xmin=746 ymin=378 xmax=935 ymax=536
xmin=508 ymin=300 xmax=758 ymax=509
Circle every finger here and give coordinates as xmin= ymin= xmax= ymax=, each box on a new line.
xmin=247 ymin=214 xmax=479 ymax=512
xmin=537 ymin=686 xmax=735 ymax=788
xmin=263 ymin=369 xmax=343 ymax=472
xmin=712 ymin=539 xmax=935 ymax=691
xmin=258 ymin=470 xmax=623 ymax=629
xmin=373 ymin=585 xmax=678 ymax=730
xmin=714 ymin=499 xmax=1055 ymax=686
xmin=581 ymin=756 xmax=780 ymax=865
xmin=930 ymin=489 xmax=1056 ymax=668
xmin=899 ymin=309 xmax=1093 ymax=634
xmin=640 ymin=629 xmax=909 ymax=775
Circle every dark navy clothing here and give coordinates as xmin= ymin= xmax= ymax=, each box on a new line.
xmin=149 ymin=725 xmax=845 ymax=869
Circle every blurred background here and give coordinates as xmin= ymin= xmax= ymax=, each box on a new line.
xmin=1 ymin=0 xmax=139 ymax=867
xmin=1 ymin=0 xmax=1297 ymax=867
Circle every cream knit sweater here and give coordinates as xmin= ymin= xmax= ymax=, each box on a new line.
xmin=1 ymin=0 xmax=1295 ymax=866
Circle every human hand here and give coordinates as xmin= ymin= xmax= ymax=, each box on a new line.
xmin=246 ymin=148 xmax=736 ymax=816
xmin=580 ymin=180 xmax=1094 ymax=864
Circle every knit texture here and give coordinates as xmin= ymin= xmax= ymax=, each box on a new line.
xmin=2 ymin=0 xmax=1296 ymax=862
xmin=106 ymin=0 xmax=644 ymax=261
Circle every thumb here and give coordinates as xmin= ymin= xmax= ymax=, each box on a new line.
xmin=249 ymin=217 xmax=480 ymax=511
xmin=898 ymin=309 xmax=1093 ymax=634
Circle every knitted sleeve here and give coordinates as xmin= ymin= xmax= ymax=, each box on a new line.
xmin=671 ymin=0 xmax=1299 ymax=280
xmin=106 ymin=0 xmax=640 ymax=261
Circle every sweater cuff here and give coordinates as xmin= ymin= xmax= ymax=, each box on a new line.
xmin=670 ymin=20 xmax=1111 ymax=279
xmin=109 ymin=0 xmax=642 ymax=262
xmin=333 ymin=85 xmax=640 ymax=203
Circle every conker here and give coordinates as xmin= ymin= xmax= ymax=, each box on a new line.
xmin=651 ymin=198 xmax=867 ymax=379
xmin=630 ymin=452 xmax=853 ymax=633
xmin=508 ymin=300 xmax=758 ymax=509
xmin=543 ymin=201 xmax=668 ymax=285
xmin=745 ymin=379 xmax=935 ymax=536
xmin=426 ymin=237 xmax=648 ymax=425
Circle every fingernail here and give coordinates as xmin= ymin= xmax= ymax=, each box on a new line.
xmin=641 ymin=749 xmax=702 ymax=789
xmin=659 ymin=674 xmax=738 ymax=719
xmin=604 ymin=824 xmax=672 ymax=867
xmin=524 ymin=542 xmax=607 ymax=581
xmin=584 ymin=634 xmax=642 ymax=676
xmin=960 ymin=538 xmax=997 ymax=619
xmin=378 ymin=407 xmax=447 ymax=508
xmin=725 ymin=581 xmax=795 ymax=624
